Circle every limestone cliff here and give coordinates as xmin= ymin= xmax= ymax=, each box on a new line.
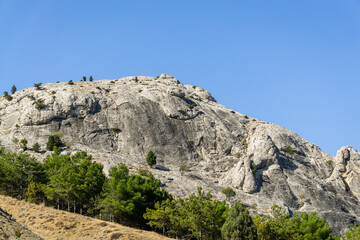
xmin=0 ymin=74 xmax=359 ymax=234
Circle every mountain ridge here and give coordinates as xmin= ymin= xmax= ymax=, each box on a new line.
xmin=0 ymin=74 xmax=359 ymax=234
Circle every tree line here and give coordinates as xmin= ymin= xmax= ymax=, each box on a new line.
xmin=0 ymin=147 xmax=359 ymax=239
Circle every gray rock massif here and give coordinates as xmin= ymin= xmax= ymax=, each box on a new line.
xmin=0 ymin=74 xmax=359 ymax=234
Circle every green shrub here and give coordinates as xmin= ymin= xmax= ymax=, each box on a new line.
xmin=27 ymin=95 xmax=36 ymax=100
xmin=53 ymin=131 xmax=64 ymax=137
xmin=146 ymin=150 xmax=157 ymax=168
xmin=343 ymin=223 xmax=360 ymax=240
xmin=187 ymin=103 xmax=196 ymax=109
xmin=51 ymin=91 xmax=56 ymax=95
xmin=178 ymin=109 xmax=185 ymax=115
xmin=137 ymin=168 xmax=151 ymax=177
xmin=230 ymin=110 xmax=235 ymax=113
xmin=179 ymin=163 xmax=189 ymax=172
xmin=34 ymin=99 xmax=46 ymax=110
xmin=282 ymin=145 xmax=295 ymax=155
xmin=46 ymin=134 xmax=63 ymax=151
xmin=32 ymin=143 xmax=40 ymax=152
xmin=111 ymin=127 xmax=121 ymax=133
xmin=68 ymin=80 xmax=74 ymax=85
xmin=34 ymin=83 xmax=42 ymax=90
xmin=326 ymin=160 xmax=334 ymax=165
xmin=13 ymin=227 xmax=21 ymax=238
xmin=89 ymin=75 xmax=93 ymax=81
xmin=3 ymin=91 xmax=12 ymax=101
xmin=138 ymin=89 xmax=142 ymax=93
xmin=221 ymin=187 xmax=236 ymax=199
xmin=82 ymin=76 xmax=86 ymax=81
xmin=20 ymin=139 xmax=28 ymax=151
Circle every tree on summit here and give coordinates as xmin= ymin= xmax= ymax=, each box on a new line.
xmin=11 ymin=85 xmax=17 ymax=94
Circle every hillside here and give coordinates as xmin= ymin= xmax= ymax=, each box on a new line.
xmin=0 ymin=74 xmax=360 ymax=234
xmin=0 ymin=205 xmax=42 ymax=240
xmin=0 ymin=195 xmax=171 ymax=240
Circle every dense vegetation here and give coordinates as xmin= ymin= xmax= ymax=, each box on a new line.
xmin=0 ymin=147 xmax=359 ymax=239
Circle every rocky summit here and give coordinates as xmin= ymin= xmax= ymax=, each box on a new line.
xmin=0 ymin=74 xmax=359 ymax=234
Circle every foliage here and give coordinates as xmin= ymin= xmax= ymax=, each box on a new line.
xmin=53 ymin=131 xmax=64 ymax=137
xmin=343 ymin=223 xmax=360 ymax=240
xmin=83 ymin=76 xmax=86 ymax=81
xmin=253 ymin=204 xmax=298 ymax=240
xmin=254 ymin=204 xmax=338 ymax=240
xmin=187 ymin=103 xmax=196 ymax=109
xmin=20 ymin=139 xmax=28 ymax=151
xmin=178 ymin=187 xmax=229 ymax=240
xmin=0 ymin=148 xmax=47 ymax=200
xmin=3 ymin=91 xmax=12 ymax=101
xmin=221 ymin=202 xmax=257 ymax=240
xmin=34 ymin=99 xmax=46 ymax=110
xmin=98 ymin=163 xmax=170 ymax=226
xmin=46 ymin=134 xmax=63 ymax=151
xmin=111 ymin=127 xmax=121 ymax=133
xmin=89 ymin=75 xmax=93 ymax=81
xmin=27 ymin=95 xmax=36 ymax=100
xmin=68 ymin=80 xmax=74 ymax=85
xmin=34 ymin=83 xmax=42 ymax=90
xmin=43 ymin=151 xmax=106 ymax=213
xmin=137 ymin=169 xmax=151 ymax=177
xmin=282 ymin=145 xmax=295 ymax=155
xmin=221 ymin=187 xmax=236 ymax=199
xmin=144 ymin=199 xmax=175 ymax=235
xmin=177 ymin=109 xmax=185 ymax=115
xmin=179 ymin=163 xmax=189 ymax=172
xmin=11 ymin=85 xmax=17 ymax=94
xmin=292 ymin=212 xmax=336 ymax=240
xmin=146 ymin=150 xmax=157 ymax=168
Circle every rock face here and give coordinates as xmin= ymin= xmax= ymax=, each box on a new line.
xmin=0 ymin=74 xmax=359 ymax=234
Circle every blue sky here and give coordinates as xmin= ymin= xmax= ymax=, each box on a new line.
xmin=1 ymin=0 xmax=359 ymax=155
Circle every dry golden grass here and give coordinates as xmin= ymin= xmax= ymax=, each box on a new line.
xmin=0 ymin=195 xmax=172 ymax=240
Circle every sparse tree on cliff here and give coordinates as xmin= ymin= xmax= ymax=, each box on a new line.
xmin=146 ymin=150 xmax=157 ymax=168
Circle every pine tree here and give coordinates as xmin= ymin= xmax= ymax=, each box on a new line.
xmin=46 ymin=134 xmax=63 ymax=151
xmin=89 ymin=75 xmax=93 ymax=81
xmin=32 ymin=142 xmax=40 ymax=152
xmin=144 ymin=199 xmax=175 ymax=235
xmin=20 ymin=139 xmax=28 ymax=151
xmin=179 ymin=187 xmax=228 ymax=240
xmin=146 ymin=151 xmax=157 ymax=167
xmin=11 ymin=85 xmax=17 ymax=94
xmin=34 ymin=83 xmax=42 ymax=90
xmin=221 ymin=202 xmax=257 ymax=240
xmin=83 ymin=76 xmax=86 ymax=81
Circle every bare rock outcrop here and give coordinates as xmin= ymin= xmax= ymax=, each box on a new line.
xmin=0 ymin=74 xmax=359 ymax=234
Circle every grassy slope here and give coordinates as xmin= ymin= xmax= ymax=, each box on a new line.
xmin=0 ymin=195 xmax=172 ymax=240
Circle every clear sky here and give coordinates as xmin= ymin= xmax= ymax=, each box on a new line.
xmin=1 ymin=0 xmax=359 ymax=156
